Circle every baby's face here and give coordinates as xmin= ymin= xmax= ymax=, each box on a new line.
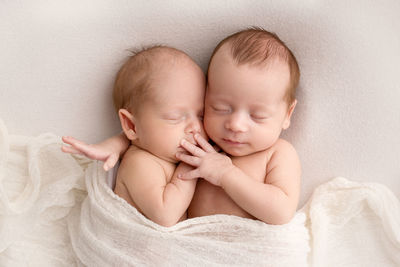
xmin=133 ymin=62 xmax=206 ymax=163
xmin=204 ymin=48 xmax=295 ymax=157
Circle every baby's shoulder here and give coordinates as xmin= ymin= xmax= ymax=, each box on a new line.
xmin=267 ymin=139 xmax=299 ymax=165
xmin=124 ymin=146 xmax=155 ymax=160
xmin=120 ymin=146 xmax=164 ymax=171
xmin=116 ymin=146 xmax=171 ymax=184
xmin=271 ymin=138 xmax=297 ymax=153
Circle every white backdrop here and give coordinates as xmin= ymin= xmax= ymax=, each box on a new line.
xmin=1 ymin=0 xmax=399 ymax=206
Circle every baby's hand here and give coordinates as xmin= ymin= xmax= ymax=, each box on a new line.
xmin=61 ymin=136 xmax=119 ymax=171
xmin=176 ymin=134 xmax=234 ymax=187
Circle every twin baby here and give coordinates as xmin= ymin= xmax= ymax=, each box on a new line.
xmin=62 ymin=28 xmax=301 ymax=227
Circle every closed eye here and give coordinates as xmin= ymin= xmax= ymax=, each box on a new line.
xmin=251 ymin=114 xmax=269 ymax=121
xmin=165 ymin=115 xmax=180 ymax=120
xmin=212 ymin=106 xmax=230 ymax=113
xmin=164 ymin=115 xmax=184 ymax=123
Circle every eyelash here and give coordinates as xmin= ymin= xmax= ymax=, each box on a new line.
xmin=212 ymin=106 xmax=230 ymax=113
xmin=165 ymin=116 xmax=183 ymax=123
xmin=166 ymin=115 xmax=180 ymax=119
xmin=251 ymin=115 xmax=268 ymax=120
xmin=165 ymin=114 xmax=203 ymax=123
xmin=213 ymin=107 xmax=267 ymax=119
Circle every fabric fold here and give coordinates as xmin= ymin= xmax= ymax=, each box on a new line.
xmin=68 ymin=161 xmax=310 ymax=266
xmin=306 ymin=177 xmax=400 ymax=266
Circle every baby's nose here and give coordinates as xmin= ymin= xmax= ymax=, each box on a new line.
xmin=186 ymin=116 xmax=202 ymax=134
xmin=225 ymin=112 xmax=248 ymax=132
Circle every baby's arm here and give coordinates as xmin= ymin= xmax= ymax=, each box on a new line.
xmin=61 ymin=132 xmax=130 ymax=171
xmin=218 ymin=140 xmax=300 ymax=224
xmin=118 ymin=148 xmax=196 ymax=227
xmin=176 ymin=134 xmax=300 ymax=225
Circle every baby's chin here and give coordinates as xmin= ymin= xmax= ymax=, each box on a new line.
xmin=218 ymin=146 xmax=249 ymax=157
xmin=218 ymin=143 xmax=262 ymax=157
xmin=225 ymin=150 xmax=249 ymax=157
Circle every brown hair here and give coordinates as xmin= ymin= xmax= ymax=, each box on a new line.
xmin=208 ymin=27 xmax=300 ymax=104
xmin=112 ymin=45 xmax=189 ymax=114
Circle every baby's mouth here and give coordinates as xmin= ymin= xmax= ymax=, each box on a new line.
xmin=222 ymin=138 xmax=245 ymax=145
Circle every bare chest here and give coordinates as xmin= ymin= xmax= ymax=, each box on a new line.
xmin=188 ymin=151 xmax=270 ymax=218
xmin=231 ymin=152 xmax=269 ymax=182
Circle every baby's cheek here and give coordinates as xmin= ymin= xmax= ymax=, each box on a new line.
xmin=203 ymin=116 xmax=216 ymax=135
xmin=205 ymin=121 xmax=222 ymax=142
xmin=257 ymin=130 xmax=277 ymax=148
xmin=199 ymin=127 xmax=209 ymax=140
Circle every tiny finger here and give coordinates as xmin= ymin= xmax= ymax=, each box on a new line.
xmin=178 ymin=169 xmax=200 ymax=180
xmin=104 ymin=154 xmax=119 ymax=171
xmin=180 ymin=139 xmax=206 ymax=157
xmin=61 ymin=145 xmax=82 ymax=155
xmin=72 ymin=142 xmax=96 ymax=157
xmin=176 ymin=152 xmax=201 ymax=167
xmin=62 ymin=136 xmax=86 ymax=146
xmin=194 ymin=134 xmax=215 ymax=153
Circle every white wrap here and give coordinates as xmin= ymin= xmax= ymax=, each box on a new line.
xmin=68 ymin=162 xmax=310 ymax=266
xmin=307 ymin=177 xmax=400 ymax=266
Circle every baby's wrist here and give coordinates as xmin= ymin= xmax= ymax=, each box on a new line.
xmin=218 ymin=165 xmax=237 ymax=188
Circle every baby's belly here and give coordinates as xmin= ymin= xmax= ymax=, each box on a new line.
xmin=187 ymin=180 xmax=254 ymax=219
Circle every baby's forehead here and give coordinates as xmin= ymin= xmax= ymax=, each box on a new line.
xmin=148 ymin=65 xmax=203 ymax=98
xmin=213 ymin=44 xmax=287 ymax=69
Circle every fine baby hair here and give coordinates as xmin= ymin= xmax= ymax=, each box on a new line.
xmin=113 ymin=45 xmax=195 ymax=115
xmin=208 ymin=27 xmax=300 ymax=105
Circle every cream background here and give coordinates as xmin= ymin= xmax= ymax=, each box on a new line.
xmin=1 ymin=0 xmax=399 ymax=206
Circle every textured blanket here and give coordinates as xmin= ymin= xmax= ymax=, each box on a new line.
xmin=0 ymin=119 xmax=399 ymax=266
xmin=68 ymin=162 xmax=309 ymax=266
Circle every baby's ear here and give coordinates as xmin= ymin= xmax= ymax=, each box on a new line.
xmin=282 ymin=99 xmax=297 ymax=130
xmin=118 ymin=109 xmax=137 ymax=141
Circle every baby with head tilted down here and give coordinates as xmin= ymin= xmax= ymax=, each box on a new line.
xmin=65 ymin=45 xmax=206 ymax=227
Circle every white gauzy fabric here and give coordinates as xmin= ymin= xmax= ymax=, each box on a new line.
xmin=0 ymin=119 xmax=88 ymax=266
xmin=68 ymin=161 xmax=310 ymax=267
xmin=305 ymin=177 xmax=400 ymax=267
xmin=1 ymin=118 xmax=399 ymax=266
